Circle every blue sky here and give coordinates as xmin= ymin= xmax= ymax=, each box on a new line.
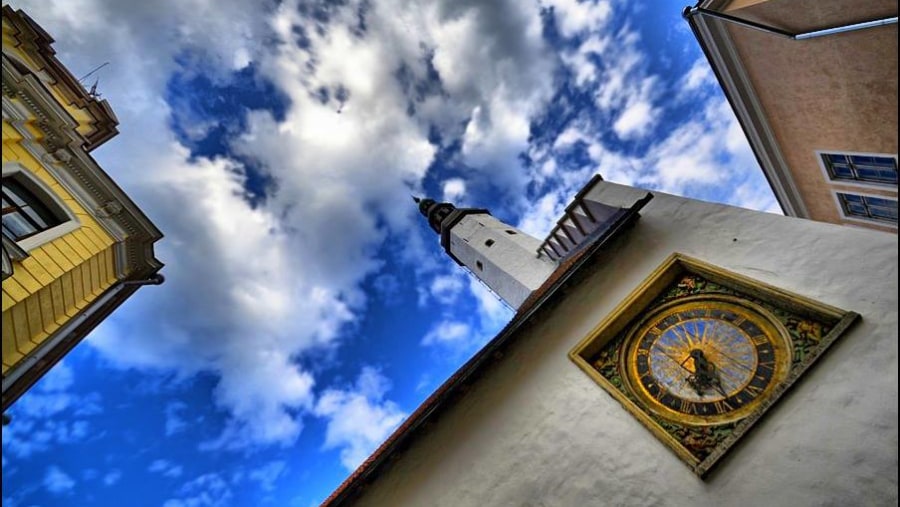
xmin=2 ymin=0 xmax=777 ymax=505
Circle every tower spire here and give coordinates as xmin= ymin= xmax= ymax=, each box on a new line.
xmin=414 ymin=196 xmax=557 ymax=309
xmin=415 ymin=197 xmax=457 ymax=234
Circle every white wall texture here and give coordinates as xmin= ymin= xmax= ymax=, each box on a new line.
xmin=354 ymin=182 xmax=898 ymax=507
xmin=449 ymin=213 xmax=556 ymax=309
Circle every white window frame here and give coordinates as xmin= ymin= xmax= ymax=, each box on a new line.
xmin=815 ymin=150 xmax=899 ymax=190
xmin=830 ymin=189 xmax=898 ymax=229
xmin=2 ymin=162 xmax=80 ymax=252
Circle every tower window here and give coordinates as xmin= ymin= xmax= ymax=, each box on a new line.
xmin=476 ymin=260 xmax=484 ymax=271
xmin=2 ymin=179 xmax=64 ymax=241
xmin=821 ymin=153 xmax=897 ymax=185
xmin=505 ymin=230 xmax=517 ymax=235
xmin=485 ymin=239 xmax=495 ymax=247
xmin=837 ymin=192 xmax=897 ymax=224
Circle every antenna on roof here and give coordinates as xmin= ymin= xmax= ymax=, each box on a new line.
xmin=78 ymin=62 xmax=110 ymax=83
xmin=78 ymin=62 xmax=109 ymax=98
xmin=88 ymin=78 xmax=101 ymax=99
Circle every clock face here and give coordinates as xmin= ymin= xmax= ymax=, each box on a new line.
xmin=621 ymin=295 xmax=792 ymax=425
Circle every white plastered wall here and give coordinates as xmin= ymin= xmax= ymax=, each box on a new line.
xmin=353 ymin=182 xmax=898 ymax=507
xmin=448 ymin=213 xmax=557 ymax=309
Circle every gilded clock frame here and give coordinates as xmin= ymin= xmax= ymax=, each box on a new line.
xmin=568 ymin=253 xmax=859 ymax=478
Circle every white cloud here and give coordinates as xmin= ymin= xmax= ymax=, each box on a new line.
xmin=517 ymin=190 xmax=570 ymax=239
xmin=425 ymin=0 xmax=557 ymax=195
xmin=421 ymin=321 xmax=471 ymax=346
xmin=613 ymin=98 xmax=655 ymax=139
xmin=164 ymin=402 xmax=188 ymax=436
xmin=466 ymin=277 xmax=514 ymax=331
xmin=38 ymin=361 xmax=74 ymax=392
xmin=164 ymin=473 xmax=232 ymax=507
xmin=103 ymin=470 xmax=122 ymax=486
xmin=420 ymin=278 xmax=513 ymax=357
xmin=84 ymin=148 xmax=327 ymax=449
xmin=641 ymin=99 xmax=741 ymax=192
xmin=557 ymin=22 xmax=663 ymax=143
xmin=561 ymin=35 xmax=608 ymax=86
xmin=543 ymin=0 xmax=613 ymax=38
xmin=429 ymin=273 xmax=466 ymax=305
xmin=442 ymin=178 xmax=467 ymax=203
xmin=553 ymin=125 xmax=591 ymax=150
xmin=314 ymin=368 xmax=406 ymax=471
xmin=1 ymin=361 xmax=97 ymax=459
xmin=44 ymin=466 xmax=76 ymax=494
xmin=247 ymin=460 xmax=286 ymax=492
xmin=149 ymin=459 xmax=184 ymax=478
xmin=682 ymin=58 xmax=716 ymax=92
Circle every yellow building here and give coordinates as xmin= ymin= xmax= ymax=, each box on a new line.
xmin=1 ymin=6 xmax=163 ymax=411
xmin=684 ymin=0 xmax=898 ymax=232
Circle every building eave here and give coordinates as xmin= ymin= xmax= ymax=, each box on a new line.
xmin=0 ymin=282 xmax=141 ymax=412
xmin=322 ymin=192 xmax=653 ymax=506
xmin=684 ymin=3 xmax=810 ymax=218
xmin=2 ymin=56 xmax=163 ymax=278
xmin=2 ymin=6 xmax=119 ymax=151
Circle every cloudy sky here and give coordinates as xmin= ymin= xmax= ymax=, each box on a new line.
xmin=2 ymin=0 xmax=778 ymax=505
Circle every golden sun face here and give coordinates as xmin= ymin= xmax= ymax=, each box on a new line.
xmin=621 ymin=295 xmax=792 ymax=425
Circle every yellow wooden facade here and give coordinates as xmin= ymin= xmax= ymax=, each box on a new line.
xmin=2 ymin=122 xmax=118 ymax=375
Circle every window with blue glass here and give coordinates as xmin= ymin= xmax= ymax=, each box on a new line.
xmin=822 ymin=153 xmax=898 ymax=185
xmin=837 ymin=193 xmax=898 ymax=224
xmin=1 ymin=179 xmax=64 ymax=240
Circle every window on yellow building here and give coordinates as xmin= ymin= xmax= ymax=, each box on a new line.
xmin=2 ymin=178 xmax=65 ymax=240
xmin=2 ymin=163 xmax=80 ymax=255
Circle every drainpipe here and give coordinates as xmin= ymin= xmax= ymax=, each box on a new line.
xmin=683 ymin=6 xmax=898 ymax=40
xmin=0 ymin=273 xmax=164 ymax=399
xmin=122 ymin=273 xmax=165 ymax=286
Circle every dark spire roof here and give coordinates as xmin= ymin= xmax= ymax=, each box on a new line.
xmin=414 ymin=197 xmax=455 ymax=234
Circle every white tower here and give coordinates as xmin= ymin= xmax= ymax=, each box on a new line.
xmin=415 ymin=197 xmax=558 ymax=309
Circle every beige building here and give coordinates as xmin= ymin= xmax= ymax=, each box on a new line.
xmin=684 ymin=0 xmax=898 ymax=232
xmin=324 ymin=178 xmax=898 ymax=507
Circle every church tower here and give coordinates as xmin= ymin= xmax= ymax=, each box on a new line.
xmin=415 ymin=197 xmax=557 ymax=309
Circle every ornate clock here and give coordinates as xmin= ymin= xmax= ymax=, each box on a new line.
xmin=569 ymin=254 xmax=859 ymax=477
xmin=622 ymin=295 xmax=792 ymax=426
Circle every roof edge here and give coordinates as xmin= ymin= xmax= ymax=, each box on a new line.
xmin=321 ymin=191 xmax=653 ymax=506
xmin=2 ymin=6 xmax=119 ymax=151
xmin=684 ymin=6 xmax=809 ymax=218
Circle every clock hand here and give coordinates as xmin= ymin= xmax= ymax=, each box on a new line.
xmin=687 ymin=349 xmax=728 ymax=397
xmin=655 ymin=347 xmax=695 ymax=376
xmin=655 ymin=348 xmax=714 ymax=396
xmin=704 ymin=342 xmax=754 ymax=373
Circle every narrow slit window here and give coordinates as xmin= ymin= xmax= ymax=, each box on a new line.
xmin=476 ymin=260 xmax=484 ymax=271
xmin=505 ymin=230 xmax=517 ymax=235
xmin=485 ymin=239 xmax=495 ymax=247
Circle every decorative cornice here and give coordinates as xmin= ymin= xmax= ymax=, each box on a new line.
xmin=2 ymin=56 xmax=163 ymax=279
xmin=2 ymin=6 xmax=118 ymax=151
